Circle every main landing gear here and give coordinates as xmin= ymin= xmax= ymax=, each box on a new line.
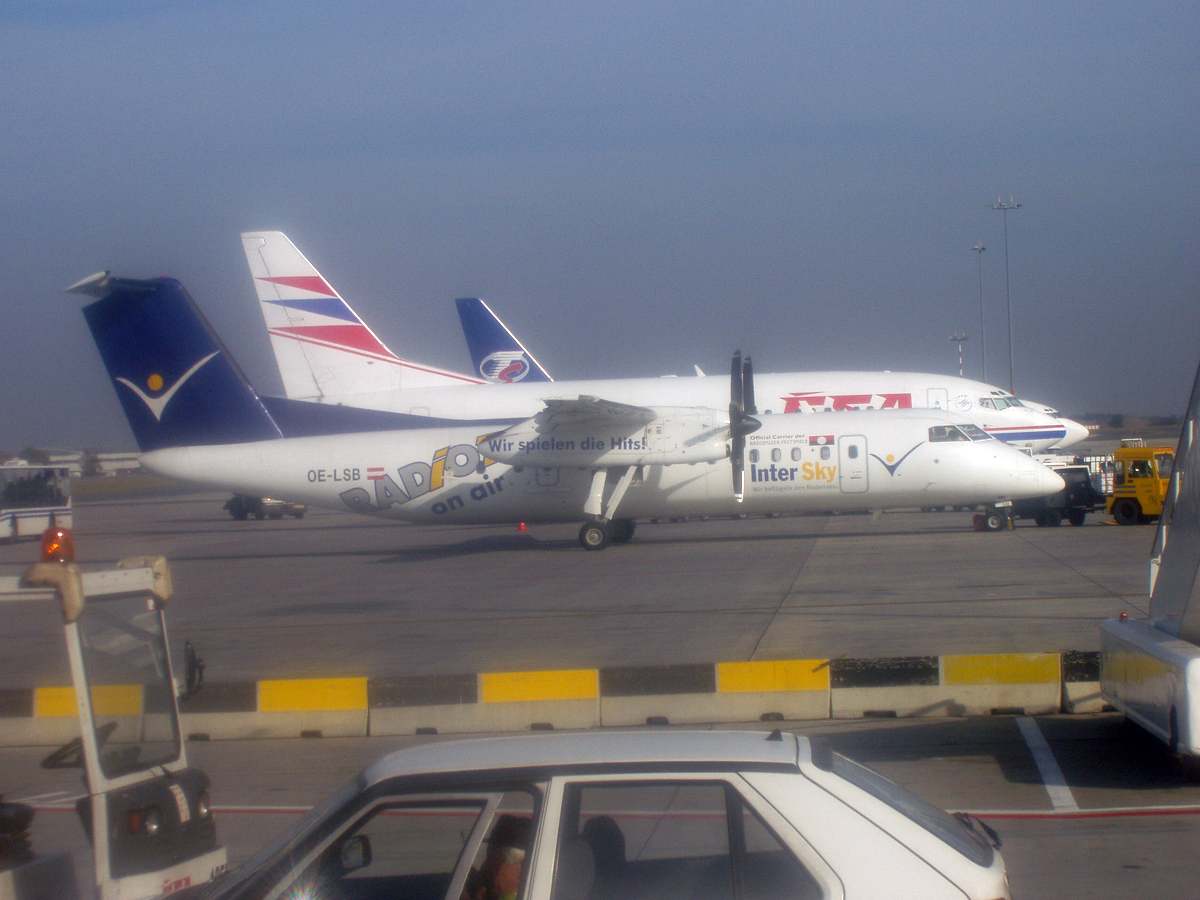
xmin=578 ymin=466 xmax=640 ymax=551
xmin=578 ymin=518 xmax=637 ymax=551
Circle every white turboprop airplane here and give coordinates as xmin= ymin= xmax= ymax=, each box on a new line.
xmin=240 ymin=231 xmax=1089 ymax=452
xmin=73 ymin=273 xmax=1064 ymax=549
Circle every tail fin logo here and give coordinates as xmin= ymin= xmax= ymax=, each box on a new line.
xmin=479 ymin=350 xmax=532 ymax=383
xmin=115 ymin=351 xmax=219 ymax=421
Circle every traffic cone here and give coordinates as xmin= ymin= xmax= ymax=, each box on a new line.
xmin=517 ymin=522 xmax=528 ymax=532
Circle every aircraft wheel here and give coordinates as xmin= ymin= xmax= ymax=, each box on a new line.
xmin=1034 ymin=512 xmax=1048 ymax=527
xmin=579 ymin=521 xmax=611 ymax=551
xmin=984 ymin=511 xmax=1009 ymax=531
xmin=1068 ymin=509 xmax=1086 ymax=527
xmin=1045 ymin=510 xmax=1063 ymax=527
xmin=610 ymin=519 xmax=637 ymax=544
xmin=1112 ymin=499 xmax=1140 ymax=526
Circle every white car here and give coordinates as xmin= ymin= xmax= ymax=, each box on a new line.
xmin=191 ymin=730 xmax=1010 ymax=900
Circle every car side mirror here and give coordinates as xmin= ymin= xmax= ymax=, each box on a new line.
xmin=339 ymin=835 xmax=372 ymax=873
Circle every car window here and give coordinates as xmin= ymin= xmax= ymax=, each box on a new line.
xmin=552 ymin=781 xmax=821 ymax=900
xmin=256 ymin=787 xmax=538 ymax=900
xmin=278 ymin=799 xmax=487 ymax=900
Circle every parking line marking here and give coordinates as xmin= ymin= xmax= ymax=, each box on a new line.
xmin=1017 ymin=716 xmax=1079 ymax=812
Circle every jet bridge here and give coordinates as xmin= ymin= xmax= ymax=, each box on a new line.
xmin=1101 ymin=356 xmax=1200 ymax=755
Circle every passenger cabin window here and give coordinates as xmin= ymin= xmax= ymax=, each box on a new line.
xmin=928 ymin=425 xmax=970 ymax=442
xmin=554 ymin=781 xmax=821 ymax=900
xmin=749 ymin=450 xmax=760 ymax=463
xmin=820 ymin=446 xmax=831 ymax=460
xmin=847 ymin=445 xmax=858 ymax=459
xmin=791 ymin=448 xmax=802 ymax=461
xmin=771 ymin=448 xmax=782 ymax=462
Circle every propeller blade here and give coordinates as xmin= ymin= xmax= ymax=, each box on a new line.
xmin=731 ymin=444 xmax=745 ymax=502
xmin=730 ymin=350 xmax=744 ymax=412
xmin=743 ymin=355 xmax=756 ymax=415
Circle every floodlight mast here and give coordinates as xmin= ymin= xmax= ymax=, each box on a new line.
xmin=950 ymin=334 xmax=968 ymax=378
xmin=972 ymin=242 xmax=986 ymax=381
xmin=988 ymin=199 xmax=1021 ymax=394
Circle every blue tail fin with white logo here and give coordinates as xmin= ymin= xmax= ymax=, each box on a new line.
xmin=72 ymin=272 xmax=284 ymax=452
xmin=455 ymin=297 xmax=553 ymax=384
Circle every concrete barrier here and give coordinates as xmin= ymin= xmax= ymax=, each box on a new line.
xmin=0 ymin=651 xmax=1112 ymax=746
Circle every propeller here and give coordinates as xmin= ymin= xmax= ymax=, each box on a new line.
xmin=729 ymin=350 xmax=762 ymax=502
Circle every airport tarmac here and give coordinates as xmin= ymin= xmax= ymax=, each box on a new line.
xmin=0 ymin=490 xmax=1154 ymax=686
xmin=1 ymin=489 xmax=1197 ymax=897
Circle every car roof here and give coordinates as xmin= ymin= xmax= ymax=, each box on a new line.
xmin=361 ymin=730 xmax=805 ymax=786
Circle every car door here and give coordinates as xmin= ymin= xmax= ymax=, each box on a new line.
xmin=263 ymin=785 xmax=544 ymax=900
xmin=531 ymin=774 xmax=840 ymax=900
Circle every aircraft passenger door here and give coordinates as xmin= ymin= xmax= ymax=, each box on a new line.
xmin=927 ymin=388 xmax=948 ymax=410
xmin=838 ymin=435 xmax=869 ymax=493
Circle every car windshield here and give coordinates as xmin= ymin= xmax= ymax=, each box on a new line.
xmin=198 ymin=777 xmax=363 ymax=899
xmin=826 ymin=750 xmax=994 ymax=868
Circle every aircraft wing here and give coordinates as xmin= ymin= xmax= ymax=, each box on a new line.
xmin=531 ymin=396 xmax=659 ymax=431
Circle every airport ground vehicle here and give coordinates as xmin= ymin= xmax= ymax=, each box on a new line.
xmin=223 ymin=494 xmax=306 ymax=520
xmin=1102 ymin=364 xmax=1200 ymax=756
xmin=1106 ymin=440 xmax=1174 ymax=525
xmin=0 ymin=533 xmax=225 ymax=899
xmin=0 ymin=465 xmax=71 ymax=541
xmin=1008 ymin=462 xmax=1104 ymax=527
xmin=191 ymin=730 xmax=1009 ymax=900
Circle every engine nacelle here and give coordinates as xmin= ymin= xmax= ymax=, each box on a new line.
xmin=485 ymin=408 xmax=730 ymax=468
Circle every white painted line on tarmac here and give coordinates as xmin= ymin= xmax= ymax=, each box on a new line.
xmin=1017 ymin=716 xmax=1079 ymax=812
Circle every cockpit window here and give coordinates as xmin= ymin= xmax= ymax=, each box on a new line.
xmin=978 ymin=398 xmax=995 ymax=410
xmin=958 ymin=424 xmax=994 ymax=441
xmin=928 ymin=425 xmax=971 ymax=442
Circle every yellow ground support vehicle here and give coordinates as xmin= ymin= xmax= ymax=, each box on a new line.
xmin=1107 ymin=440 xmax=1175 ymax=525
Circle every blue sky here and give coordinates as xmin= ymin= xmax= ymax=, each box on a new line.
xmin=2 ymin=1 xmax=1197 ymax=449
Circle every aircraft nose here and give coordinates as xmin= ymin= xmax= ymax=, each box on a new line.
xmin=1056 ymin=418 xmax=1090 ymax=449
xmin=1039 ymin=463 xmax=1066 ymax=495
xmin=1011 ymin=452 xmax=1065 ymax=499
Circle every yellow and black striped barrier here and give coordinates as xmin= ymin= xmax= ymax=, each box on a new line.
xmin=0 ymin=651 xmax=1103 ymax=744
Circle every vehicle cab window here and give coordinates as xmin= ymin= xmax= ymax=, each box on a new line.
xmin=1129 ymin=460 xmax=1154 ymax=479
xmin=1155 ymin=453 xmax=1174 ymax=481
xmin=551 ymin=780 xmax=822 ymax=900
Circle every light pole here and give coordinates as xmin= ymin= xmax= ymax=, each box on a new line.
xmin=987 ymin=198 xmax=1021 ymax=394
xmin=950 ymin=333 xmax=968 ymax=378
xmin=972 ymin=242 xmax=986 ymax=381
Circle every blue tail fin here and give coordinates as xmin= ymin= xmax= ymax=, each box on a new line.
xmin=455 ymin=297 xmax=553 ymax=383
xmin=73 ymin=273 xmax=284 ymax=452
